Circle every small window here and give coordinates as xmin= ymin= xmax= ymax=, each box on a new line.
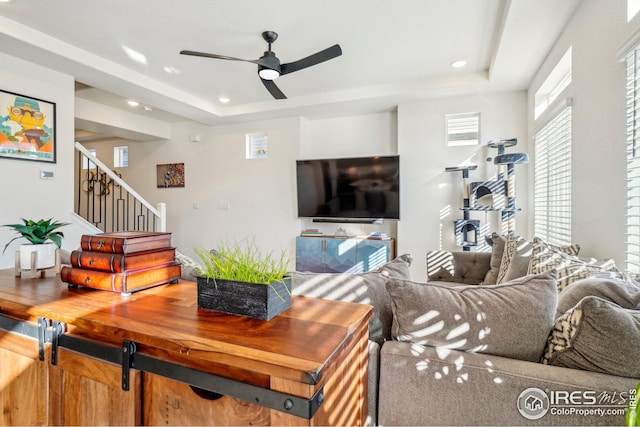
xmin=246 ymin=132 xmax=268 ymax=159
xmin=534 ymin=47 xmax=572 ymax=119
xmin=83 ymin=148 xmax=97 ymax=169
xmin=114 ymin=146 xmax=129 ymax=168
xmin=446 ymin=112 xmax=480 ymax=146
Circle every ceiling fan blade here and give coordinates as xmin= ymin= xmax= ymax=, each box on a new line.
xmin=180 ymin=50 xmax=268 ymax=67
xmin=280 ymin=44 xmax=342 ymax=75
xmin=260 ymin=78 xmax=287 ymax=99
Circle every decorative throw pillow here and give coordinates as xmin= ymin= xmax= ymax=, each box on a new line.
xmin=496 ymin=235 xmax=533 ymax=283
xmin=555 ymin=276 xmax=640 ymax=319
xmin=291 ymin=254 xmax=413 ymax=344
xmin=482 ymin=233 xmax=506 ymax=285
xmin=542 ymin=296 xmax=640 ymax=378
xmin=528 ymin=237 xmax=618 ymax=291
xmin=386 ymin=270 xmax=558 ymax=362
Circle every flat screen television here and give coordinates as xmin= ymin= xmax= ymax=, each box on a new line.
xmin=296 ymin=155 xmax=400 ymax=220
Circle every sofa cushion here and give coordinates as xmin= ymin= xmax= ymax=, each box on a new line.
xmin=542 ymin=296 xmax=640 ymax=378
xmin=556 ymin=276 xmax=640 ymax=319
xmin=386 ymin=270 xmax=558 ymax=362
xmin=426 ymin=250 xmax=491 ymax=285
xmin=291 ymin=254 xmax=413 ymax=344
xmin=528 ymin=237 xmax=618 ymax=291
xmin=482 ymin=233 xmax=506 ymax=285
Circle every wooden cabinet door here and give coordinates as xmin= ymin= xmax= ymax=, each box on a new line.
xmin=355 ymin=239 xmax=392 ymax=272
xmin=295 ymin=237 xmax=326 ymax=272
xmin=295 ymin=237 xmax=359 ymax=273
xmin=143 ymin=373 xmax=271 ymax=426
xmin=49 ymin=347 xmax=141 ymax=426
xmin=0 ymin=332 xmax=48 ymax=426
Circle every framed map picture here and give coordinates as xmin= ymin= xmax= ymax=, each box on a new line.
xmin=0 ymin=89 xmax=56 ymax=163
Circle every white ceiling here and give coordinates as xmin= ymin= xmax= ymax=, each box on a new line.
xmin=0 ymin=0 xmax=580 ymax=134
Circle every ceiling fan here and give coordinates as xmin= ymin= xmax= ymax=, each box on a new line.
xmin=180 ymin=31 xmax=342 ymax=100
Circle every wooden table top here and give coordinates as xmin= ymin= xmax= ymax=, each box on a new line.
xmin=0 ymin=269 xmax=372 ymax=386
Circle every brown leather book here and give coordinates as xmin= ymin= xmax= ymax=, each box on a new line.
xmin=80 ymin=231 xmax=172 ymax=254
xmin=70 ymin=248 xmax=176 ymax=273
xmin=61 ymin=262 xmax=181 ymax=294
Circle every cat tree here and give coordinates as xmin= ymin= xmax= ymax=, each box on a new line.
xmin=446 ymin=138 xmax=528 ymax=250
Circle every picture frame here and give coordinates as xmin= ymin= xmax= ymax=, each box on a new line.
xmin=0 ymin=89 xmax=56 ymax=163
xmin=157 ymin=163 xmax=185 ymax=188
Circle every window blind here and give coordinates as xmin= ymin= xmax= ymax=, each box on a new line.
xmin=626 ymin=46 xmax=640 ymax=273
xmin=533 ymin=105 xmax=572 ymax=246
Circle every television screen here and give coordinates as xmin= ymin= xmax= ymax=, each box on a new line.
xmin=296 ymin=155 xmax=400 ymax=220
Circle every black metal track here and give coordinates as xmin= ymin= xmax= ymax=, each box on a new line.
xmin=0 ymin=313 xmax=323 ymax=419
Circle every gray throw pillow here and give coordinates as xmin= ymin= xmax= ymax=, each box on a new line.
xmin=291 ymin=254 xmax=413 ymax=344
xmin=482 ymin=233 xmax=506 ymax=285
xmin=555 ymin=276 xmax=640 ymax=319
xmin=386 ymin=270 xmax=558 ymax=362
xmin=542 ymin=296 xmax=640 ymax=378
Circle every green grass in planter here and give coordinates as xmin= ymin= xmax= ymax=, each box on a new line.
xmin=194 ymin=239 xmax=290 ymax=289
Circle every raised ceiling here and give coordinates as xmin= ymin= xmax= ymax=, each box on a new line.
xmin=0 ymin=0 xmax=580 ymax=130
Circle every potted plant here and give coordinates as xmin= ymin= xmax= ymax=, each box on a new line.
xmin=194 ymin=238 xmax=291 ymax=320
xmin=3 ymin=218 xmax=69 ymax=270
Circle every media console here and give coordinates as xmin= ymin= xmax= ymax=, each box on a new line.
xmin=295 ymin=235 xmax=395 ymax=273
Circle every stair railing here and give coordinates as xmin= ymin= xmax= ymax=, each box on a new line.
xmin=75 ymin=141 xmax=166 ymax=233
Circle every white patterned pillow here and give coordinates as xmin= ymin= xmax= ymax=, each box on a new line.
xmin=528 ymin=238 xmax=618 ymax=291
xmin=496 ymin=235 xmax=533 ymax=283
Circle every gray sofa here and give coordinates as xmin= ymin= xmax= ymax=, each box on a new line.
xmin=292 ymin=240 xmax=640 ymax=426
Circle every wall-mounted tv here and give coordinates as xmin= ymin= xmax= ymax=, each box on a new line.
xmin=296 ymin=155 xmax=400 ymax=220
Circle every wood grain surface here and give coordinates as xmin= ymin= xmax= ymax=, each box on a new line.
xmin=0 ymin=269 xmax=372 ymax=385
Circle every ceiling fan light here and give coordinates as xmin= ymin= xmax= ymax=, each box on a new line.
xmin=259 ymin=68 xmax=280 ymax=80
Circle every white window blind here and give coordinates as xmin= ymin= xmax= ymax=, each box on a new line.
xmin=446 ymin=112 xmax=480 ymax=146
xmin=626 ymin=46 xmax=640 ymax=273
xmin=114 ymin=146 xmax=128 ymax=168
xmin=533 ymin=105 xmax=572 ymax=246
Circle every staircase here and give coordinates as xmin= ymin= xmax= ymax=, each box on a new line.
xmin=74 ymin=142 xmax=166 ymax=233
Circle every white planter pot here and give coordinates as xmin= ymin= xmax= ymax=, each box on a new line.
xmin=19 ymin=243 xmax=56 ymax=270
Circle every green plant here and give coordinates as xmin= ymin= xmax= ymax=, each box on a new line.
xmin=194 ymin=238 xmax=291 ymax=300
xmin=2 ymin=218 xmax=69 ymax=254
xmin=627 ymin=381 xmax=640 ymax=427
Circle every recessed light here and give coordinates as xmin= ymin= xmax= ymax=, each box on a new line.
xmin=219 ymin=97 xmax=230 ymax=104
xmin=127 ymin=100 xmax=139 ymax=107
xmin=450 ymin=60 xmax=467 ymax=69
xmin=143 ymin=105 xmax=153 ymax=111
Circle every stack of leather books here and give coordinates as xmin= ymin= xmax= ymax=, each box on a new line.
xmin=60 ymin=231 xmax=181 ymax=295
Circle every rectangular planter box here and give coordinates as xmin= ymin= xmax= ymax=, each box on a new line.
xmin=196 ymin=277 xmax=292 ymax=320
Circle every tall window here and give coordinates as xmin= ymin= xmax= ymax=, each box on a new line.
xmin=533 ymin=105 xmax=572 ymax=246
xmin=533 ymin=47 xmax=573 ymax=246
xmin=625 ymin=45 xmax=640 ymax=273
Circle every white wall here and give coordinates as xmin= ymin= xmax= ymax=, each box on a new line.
xmin=85 ymin=101 xmax=527 ymax=280
xmin=528 ymin=0 xmax=635 ymax=266
xmin=0 ymin=53 xmax=78 ymax=269
xmin=85 ymin=112 xmax=399 ymax=269
xmin=397 ymin=91 xmax=528 ymax=280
